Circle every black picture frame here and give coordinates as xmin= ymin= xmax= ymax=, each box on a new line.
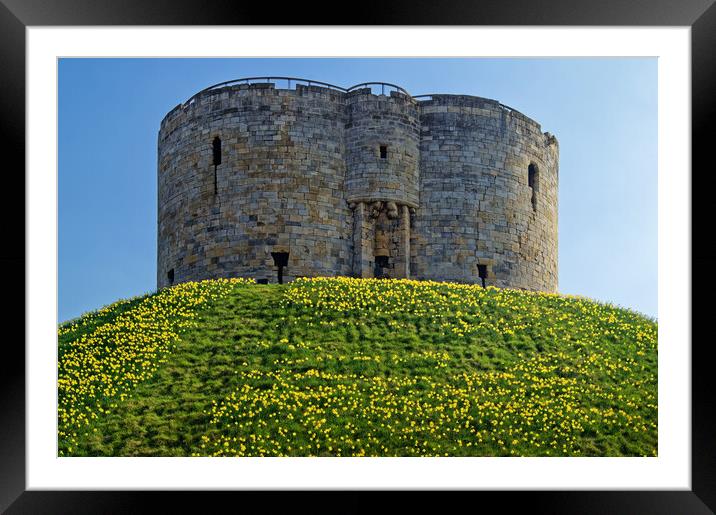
xmin=2 ymin=0 xmax=714 ymax=512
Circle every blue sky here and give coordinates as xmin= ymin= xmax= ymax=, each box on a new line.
xmin=58 ymin=57 xmax=657 ymax=321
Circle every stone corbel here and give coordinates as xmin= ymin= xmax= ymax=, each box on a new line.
xmin=385 ymin=201 xmax=399 ymax=219
xmin=369 ymin=201 xmax=383 ymax=219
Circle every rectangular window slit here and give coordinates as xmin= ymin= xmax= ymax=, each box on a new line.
xmin=477 ymin=264 xmax=488 ymax=288
xmin=528 ymin=163 xmax=538 ymax=211
xmin=271 ymin=251 xmax=289 ymax=284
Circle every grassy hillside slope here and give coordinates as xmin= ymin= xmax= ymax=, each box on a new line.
xmin=58 ymin=277 xmax=657 ymax=457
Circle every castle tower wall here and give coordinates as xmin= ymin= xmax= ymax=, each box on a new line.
xmin=345 ymin=89 xmax=419 ymax=279
xmin=158 ymin=79 xmax=558 ymax=292
xmin=345 ymin=89 xmax=420 ymax=207
xmin=412 ymin=95 xmax=558 ymax=291
xmin=157 ymin=83 xmax=351 ymax=288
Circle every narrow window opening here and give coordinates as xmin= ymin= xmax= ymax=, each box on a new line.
xmin=271 ymin=251 xmax=289 ymax=284
xmin=257 ymin=278 xmax=269 ymax=285
xmin=167 ymin=268 xmax=175 ymax=285
xmin=477 ymin=264 xmax=488 ymax=288
xmin=528 ymin=163 xmax=538 ymax=211
xmin=379 ymin=145 xmax=388 ymax=159
xmin=212 ymin=137 xmax=221 ymax=195
xmin=212 ymin=137 xmax=222 ymax=166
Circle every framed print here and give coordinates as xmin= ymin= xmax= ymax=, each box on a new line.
xmin=3 ymin=0 xmax=715 ymax=512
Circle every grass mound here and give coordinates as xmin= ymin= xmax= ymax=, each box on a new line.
xmin=58 ymin=277 xmax=657 ymax=457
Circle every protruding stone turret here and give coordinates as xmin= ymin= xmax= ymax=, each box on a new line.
xmin=345 ymin=89 xmax=420 ymax=207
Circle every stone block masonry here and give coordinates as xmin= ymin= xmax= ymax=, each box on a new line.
xmin=158 ymin=79 xmax=558 ymax=292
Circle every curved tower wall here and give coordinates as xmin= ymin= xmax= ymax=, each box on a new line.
xmin=158 ymin=81 xmax=558 ymax=292
xmin=158 ymin=83 xmax=351 ymax=288
xmin=412 ymin=95 xmax=558 ymax=291
xmin=345 ymin=89 xmax=420 ymax=280
xmin=345 ymin=89 xmax=420 ymax=207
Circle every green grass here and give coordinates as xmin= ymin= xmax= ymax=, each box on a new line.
xmin=59 ymin=277 xmax=657 ymax=457
xmin=58 ymin=293 xmax=150 ymax=350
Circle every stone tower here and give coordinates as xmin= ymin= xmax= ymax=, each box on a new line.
xmin=157 ymin=78 xmax=558 ymax=291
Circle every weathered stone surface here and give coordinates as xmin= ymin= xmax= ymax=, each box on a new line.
xmin=158 ymin=83 xmax=558 ymax=291
xmin=412 ymin=95 xmax=558 ymax=291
